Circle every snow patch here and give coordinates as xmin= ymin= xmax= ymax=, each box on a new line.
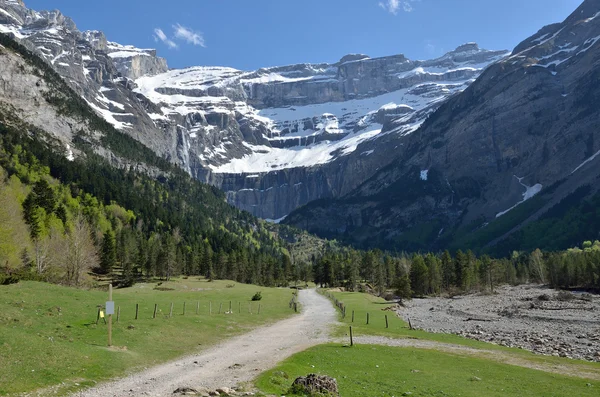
xmin=265 ymin=215 xmax=287 ymax=224
xmin=420 ymin=170 xmax=429 ymax=181
xmin=571 ymin=148 xmax=600 ymax=174
xmin=66 ymin=144 xmax=74 ymax=161
xmin=496 ymin=176 xmax=543 ymax=218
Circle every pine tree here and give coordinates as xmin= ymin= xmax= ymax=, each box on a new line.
xmin=100 ymin=231 xmax=116 ymax=275
xmin=410 ymin=254 xmax=429 ymax=297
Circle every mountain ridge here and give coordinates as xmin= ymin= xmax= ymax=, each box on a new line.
xmin=0 ymin=0 xmax=508 ymax=220
xmin=283 ymin=0 xmax=600 ymax=254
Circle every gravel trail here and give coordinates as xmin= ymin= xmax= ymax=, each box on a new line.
xmin=70 ymin=286 xmax=600 ymax=396
xmin=72 ymin=289 xmax=338 ymax=397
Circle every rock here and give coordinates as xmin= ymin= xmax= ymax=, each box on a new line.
xmin=173 ymin=387 xmax=198 ymax=395
xmin=291 ymin=374 xmax=339 ymax=396
xmin=216 ymin=387 xmax=235 ymax=395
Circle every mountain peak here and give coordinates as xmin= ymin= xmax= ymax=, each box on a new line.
xmin=338 ymin=54 xmax=370 ymax=64
xmin=453 ymin=42 xmax=480 ymax=53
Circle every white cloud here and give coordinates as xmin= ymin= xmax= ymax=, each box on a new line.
xmin=153 ymin=28 xmax=178 ymax=49
xmin=173 ymin=24 xmax=206 ymax=47
xmin=379 ymin=0 xmax=418 ymax=15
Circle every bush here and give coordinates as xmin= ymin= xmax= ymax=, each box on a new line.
xmin=251 ymin=291 xmax=262 ymax=301
xmin=0 ymin=275 xmax=20 ymax=285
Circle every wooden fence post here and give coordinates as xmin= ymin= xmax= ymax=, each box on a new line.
xmin=350 ymin=326 xmax=354 ymax=347
xmin=117 ymin=306 xmax=121 ymax=323
xmin=385 ymin=315 xmax=389 ymax=329
xmin=169 ymin=302 xmax=174 ymax=318
xmin=367 ymin=312 xmax=370 ymax=325
xmin=352 ymin=310 xmax=355 ymax=323
xmin=153 ymin=304 xmax=158 ymax=319
xmin=135 ymin=303 xmax=139 ymax=320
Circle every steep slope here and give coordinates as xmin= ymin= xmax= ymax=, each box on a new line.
xmin=0 ymin=31 xmax=293 ymax=280
xmin=0 ymin=0 xmax=507 ymax=220
xmin=137 ymin=45 xmax=507 ymax=219
xmin=284 ymin=0 xmax=600 ymax=254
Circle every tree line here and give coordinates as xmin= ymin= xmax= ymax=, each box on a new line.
xmin=312 ymin=243 xmax=600 ymax=298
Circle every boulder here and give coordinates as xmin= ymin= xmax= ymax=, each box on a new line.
xmin=290 ymin=374 xmax=339 ymax=396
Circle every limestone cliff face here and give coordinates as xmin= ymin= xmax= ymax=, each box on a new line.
xmin=0 ymin=0 xmax=507 ymax=221
xmin=284 ymin=0 xmax=600 ymax=251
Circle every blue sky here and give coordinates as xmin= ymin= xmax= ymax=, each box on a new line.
xmin=26 ymin=0 xmax=583 ymax=71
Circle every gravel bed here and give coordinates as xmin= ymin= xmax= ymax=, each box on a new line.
xmin=398 ymin=284 xmax=600 ymax=362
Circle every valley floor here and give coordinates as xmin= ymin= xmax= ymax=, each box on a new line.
xmin=400 ymin=284 xmax=600 ymax=362
xmin=68 ymin=289 xmax=338 ymax=397
xmin=64 ymin=286 xmax=600 ymax=397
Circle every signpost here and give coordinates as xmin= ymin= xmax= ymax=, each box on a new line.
xmin=107 ymin=284 xmax=114 ymax=347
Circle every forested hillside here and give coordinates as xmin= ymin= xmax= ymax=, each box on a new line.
xmin=0 ymin=32 xmax=304 ymax=287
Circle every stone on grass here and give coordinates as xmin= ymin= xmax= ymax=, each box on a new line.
xmin=290 ymin=374 xmax=339 ymax=396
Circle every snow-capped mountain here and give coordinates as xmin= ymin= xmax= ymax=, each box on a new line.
xmin=284 ymin=0 xmax=600 ymax=253
xmin=0 ymin=0 xmax=507 ymax=220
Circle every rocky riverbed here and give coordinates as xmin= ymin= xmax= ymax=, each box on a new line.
xmin=398 ymin=285 xmax=600 ymax=362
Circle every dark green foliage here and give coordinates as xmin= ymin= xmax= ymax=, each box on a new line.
xmin=100 ymin=231 xmax=116 ymax=275
xmin=252 ymin=291 xmax=263 ymax=301
xmin=410 ymin=255 xmax=429 ymax=297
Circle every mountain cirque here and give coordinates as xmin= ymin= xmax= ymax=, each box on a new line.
xmin=0 ymin=0 xmax=507 ymax=220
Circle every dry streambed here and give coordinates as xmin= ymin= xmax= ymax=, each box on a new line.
xmin=399 ymin=285 xmax=600 ymax=362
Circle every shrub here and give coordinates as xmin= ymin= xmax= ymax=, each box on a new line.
xmin=251 ymin=291 xmax=262 ymax=301
xmin=0 ymin=275 xmax=20 ymax=285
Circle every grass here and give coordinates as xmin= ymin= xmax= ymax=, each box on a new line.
xmin=323 ymin=289 xmax=507 ymax=348
xmin=0 ymin=279 xmax=297 ymax=396
xmin=322 ymin=289 xmax=600 ymax=370
xmin=256 ymin=344 xmax=599 ymax=397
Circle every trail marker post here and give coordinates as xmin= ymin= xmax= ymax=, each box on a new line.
xmin=106 ymin=284 xmax=114 ymax=347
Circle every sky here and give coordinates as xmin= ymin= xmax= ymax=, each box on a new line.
xmin=25 ymin=0 xmax=583 ymax=71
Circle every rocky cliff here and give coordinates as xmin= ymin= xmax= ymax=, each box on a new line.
xmin=284 ymin=0 xmax=600 ymax=253
xmin=0 ymin=0 xmax=507 ymax=220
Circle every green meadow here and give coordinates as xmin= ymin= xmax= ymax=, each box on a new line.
xmin=0 ymin=279 xmax=296 ymax=395
xmin=256 ymin=344 xmax=599 ymax=397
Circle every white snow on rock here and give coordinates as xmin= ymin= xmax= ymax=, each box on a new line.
xmin=496 ymin=176 xmax=543 ymax=218
xmin=213 ymin=125 xmax=383 ymax=173
xmin=420 ymin=170 xmax=429 ymax=181
xmin=571 ymin=148 xmax=600 ymax=174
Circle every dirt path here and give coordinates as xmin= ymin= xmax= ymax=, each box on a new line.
xmin=72 ymin=289 xmax=338 ymax=397
xmin=71 ymin=288 xmax=600 ymax=397
xmin=350 ymin=336 xmax=600 ymax=381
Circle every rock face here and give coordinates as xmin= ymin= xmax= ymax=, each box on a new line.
xmin=291 ymin=374 xmax=339 ymax=396
xmin=0 ymin=0 xmax=508 ymax=220
xmin=284 ymin=0 xmax=600 ymax=252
